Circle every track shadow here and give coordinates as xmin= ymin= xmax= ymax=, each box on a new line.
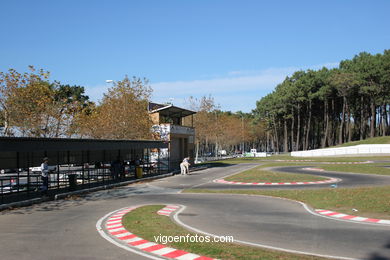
xmin=367 ymin=239 xmax=390 ymax=260
xmin=0 ymin=184 xmax=175 ymax=215
xmin=203 ymin=162 xmax=237 ymax=168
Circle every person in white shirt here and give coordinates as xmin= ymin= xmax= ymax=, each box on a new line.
xmin=180 ymin=160 xmax=186 ymax=175
xmin=40 ymin=157 xmax=49 ymax=195
xmin=180 ymin=157 xmax=191 ymax=175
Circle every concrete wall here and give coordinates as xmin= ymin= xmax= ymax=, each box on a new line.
xmin=291 ymin=144 xmax=390 ymax=157
xmin=244 ymin=152 xmax=267 ymax=157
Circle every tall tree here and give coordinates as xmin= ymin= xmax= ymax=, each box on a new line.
xmin=254 ymin=49 xmax=389 ymax=152
xmin=53 ymin=84 xmax=91 ymax=137
xmin=0 ymin=66 xmax=50 ymax=136
xmin=329 ymin=70 xmax=359 ymax=144
xmin=11 ymin=80 xmax=55 ymax=137
xmin=78 ymin=76 xmax=153 ymax=140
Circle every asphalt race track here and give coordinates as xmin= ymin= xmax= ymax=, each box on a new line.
xmin=0 ymin=163 xmax=389 ymax=260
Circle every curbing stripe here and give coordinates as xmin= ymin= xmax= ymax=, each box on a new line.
xmin=135 ymin=242 xmax=158 ymax=249
xmin=152 ymin=247 xmax=177 ymax=256
xmin=176 ymin=253 xmax=204 ymax=260
xmin=99 ymin=205 xmax=217 ymax=260
xmin=125 ymin=237 xmax=143 ymax=243
xmin=108 ymin=227 xmax=125 ymax=232
xmin=116 ymin=232 xmax=133 ymax=238
xmin=106 ymin=223 xmax=123 ymax=229
xmin=275 ymin=160 xmax=373 ymax=164
xmin=110 ymin=229 xmax=129 ymax=236
xmin=315 ymin=209 xmax=390 ymax=225
xmin=162 ymin=249 xmax=188 ymax=258
xmin=157 ymin=205 xmax=180 ymax=216
xmin=107 ymin=220 xmax=122 ymax=225
xmin=119 ymin=234 xmax=137 ymax=240
xmin=129 ymin=239 xmax=149 ymax=246
xmin=303 ymin=168 xmax=325 ymax=172
xmin=143 ymin=244 xmax=166 ymax=252
xmin=213 ymin=177 xmax=340 ymax=186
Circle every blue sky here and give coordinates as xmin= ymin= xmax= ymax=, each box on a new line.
xmin=1 ymin=0 xmax=389 ymax=112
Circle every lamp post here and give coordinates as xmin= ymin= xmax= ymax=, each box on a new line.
xmin=106 ymin=80 xmax=114 ymax=92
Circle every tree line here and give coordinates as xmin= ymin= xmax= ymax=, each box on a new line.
xmin=187 ymin=96 xmax=265 ymax=157
xmin=0 ymin=66 xmax=263 ymax=155
xmin=0 ymin=67 xmax=152 ymax=139
xmin=253 ymin=50 xmax=390 ymax=152
xmin=1 ymin=49 xmax=388 ymax=154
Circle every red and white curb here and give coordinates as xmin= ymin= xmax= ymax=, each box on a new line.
xmin=275 ymin=160 xmax=314 ymax=162
xmin=321 ymin=161 xmax=374 ymax=164
xmin=303 ymin=168 xmax=325 ymax=172
xmin=315 ymin=209 xmax=390 ymax=225
xmin=157 ymin=205 xmax=181 ymax=216
xmin=275 ymin=160 xmax=373 ymax=164
xmin=97 ymin=205 xmax=216 ymax=260
xmin=213 ymin=177 xmax=340 ymax=186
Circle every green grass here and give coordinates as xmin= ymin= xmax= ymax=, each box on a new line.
xmin=201 ymin=155 xmax=390 ymax=166
xmin=184 ymin=187 xmax=390 ymax=219
xmin=335 ymin=136 xmax=390 ymax=147
xmin=122 ymin=205 xmax=326 ymax=260
xmin=203 ymin=157 xmax=390 ymax=176
xmin=320 ymin=163 xmax=390 ymax=176
xmin=224 ymin=165 xmax=327 ymax=183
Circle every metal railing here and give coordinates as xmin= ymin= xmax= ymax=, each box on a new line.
xmin=0 ymin=162 xmax=168 ymax=205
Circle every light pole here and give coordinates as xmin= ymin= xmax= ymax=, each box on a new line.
xmin=241 ymin=115 xmax=244 ymax=153
xmin=106 ymin=80 xmax=114 ymax=92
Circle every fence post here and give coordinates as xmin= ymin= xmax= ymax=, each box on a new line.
xmin=16 ymin=152 xmax=20 ymax=199
xmin=57 ymin=151 xmax=60 ymax=190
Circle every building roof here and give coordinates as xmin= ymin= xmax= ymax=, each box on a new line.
xmin=148 ymin=102 xmax=196 ymax=118
xmin=0 ymin=137 xmax=167 ymax=152
xmin=0 ymin=137 xmax=168 ymax=168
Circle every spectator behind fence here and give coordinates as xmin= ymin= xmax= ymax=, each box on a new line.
xmin=40 ymin=157 xmax=49 ymax=196
xmin=110 ymin=157 xmax=123 ymax=180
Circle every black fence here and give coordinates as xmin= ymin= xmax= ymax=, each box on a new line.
xmin=0 ymin=137 xmax=170 ymax=206
xmin=0 ymin=161 xmax=169 ymax=205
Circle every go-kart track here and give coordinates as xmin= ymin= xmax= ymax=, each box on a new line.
xmin=1 ymin=163 xmax=390 ymax=260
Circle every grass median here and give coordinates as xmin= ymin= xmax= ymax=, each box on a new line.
xmin=319 ymin=163 xmax=390 ymax=176
xmin=184 ymin=187 xmax=390 ymax=219
xmin=122 ymin=205 xmax=326 ymax=260
xmin=202 ymin=155 xmax=390 ymax=165
xmin=224 ymin=165 xmax=328 ymax=183
xmin=203 ymin=157 xmax=390 ymax=177
xmin=336 ymin=136 xmax=390 ymax=147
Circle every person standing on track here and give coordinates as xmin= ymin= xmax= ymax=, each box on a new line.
xmin=180 ymin=159 xmax=186 ymax=175
xmin=180 ymin=157 xmax=190 ymax=175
